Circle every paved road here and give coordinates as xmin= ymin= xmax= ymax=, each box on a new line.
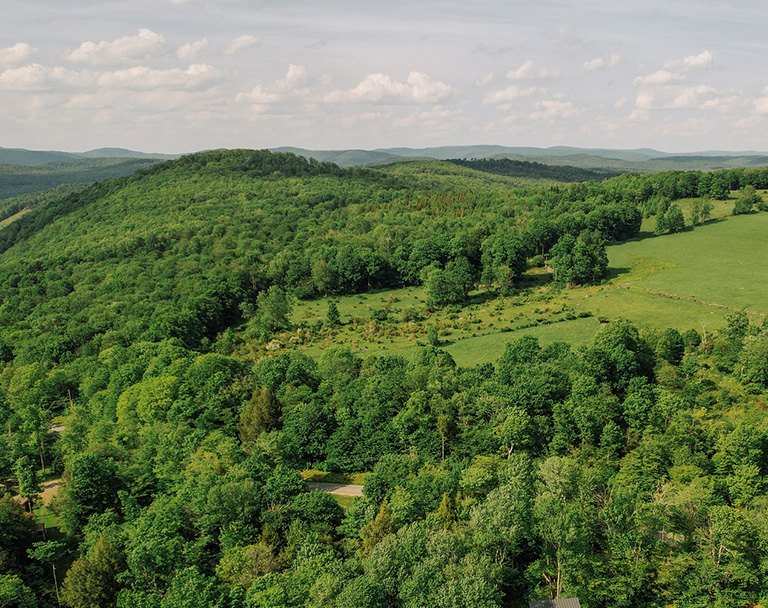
xmin=306 ymin=482 xmax=364 ymax=497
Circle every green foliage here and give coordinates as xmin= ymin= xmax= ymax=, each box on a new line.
xmin=62 ymin=452 xmax=122 ymax=535
xmin=256 ymin=286 xmax=292 ymax=335
xmin=0 ymin=574 xmax=35 ymax=608
xmin=239 ymin=386 xmax=282 ymax=449
xmin=734 ymin=185 xmax=762 ymax=215
xmin=0 ymin=157 xmax=159 ymax=201
xmin=324 ymin=300 xmax=340 ymax=328
xmin=550 ymin=233 xmax=608 ymax=286
xmin=5 ymin=150 xmax=768 ymax=607
xmin=449 ymin=157 xmax=621 ymax=182
xmin=61 ymin=535 xmax=126 ymax=608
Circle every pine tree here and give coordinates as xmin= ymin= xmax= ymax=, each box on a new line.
xmin=359 ymin=501 xmax=395 ymax=558
xmin=238 ymin=386 xmax=282 ymax=449
xmin=325 ymin=300 xmax=341 ymax=328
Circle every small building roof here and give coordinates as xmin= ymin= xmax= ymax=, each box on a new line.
xmin=529 ymin=599 xmax=581 ymax=608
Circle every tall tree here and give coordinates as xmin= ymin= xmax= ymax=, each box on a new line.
xmin=238 ymin=386 xmax=281 ymax=449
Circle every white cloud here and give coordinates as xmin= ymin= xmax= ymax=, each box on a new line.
xmin=635 ymin=83 xmax=739 ymax=112
xmin=584 ymin=53 xmax=620 ymax=71
xmin=0 ymin=64 xmax=95 ymax=91
xmin=177 ymin=38 xmax=209 ymax=62
xmin=665 ymin=85 xmax=716 ymax=109
xmin=630 ymin=51 xmax=731 ymax=115
xmin=96 ymin=64 xmax=223 ymax=90
xmin=664 ymin=50 xmax=714 ymax=71
xmin=65 ymin=28 xmax=170 ymax=65
xmin=475 ymin=73 xmax=494 ymax=87
xmin=237 ymin=64 xmax=315 ymax=106
xmin=274 ymin=64 xmax=310 ymax=92
xmin=325 ymin=71 xmax=455 ymax=104
xmin=530 ymin=99 xmax=583 ymax=120
xmin=633 ymin=70 xmax=683 ymax=86
xmin=221 ymin=35 xmax=261 ymax=55
xmin=755 ymin=87 xmax=768 ymax=114
xmin=614 ymin=96 xmax=629 ymax=109
xmin=506 ymin=60 xmax=557 ymax=80
xmin=407 ymin=72 xmax=455 ymax=103
xmin=483 ymin=85 xmax=541 ymax=106
xmin=0 ymin=43 xmax=37 ymax=67
xmin=0 ymin=62 xmax=222 ymax=94
xmin=584 ymin=57 xmax=605 ymax=71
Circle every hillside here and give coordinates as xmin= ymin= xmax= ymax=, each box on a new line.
xmin=5 ymin=149 xmax=768 ymax=607
xmin=0 ymin=146 xmax=178 ymax=166
xmin=0 ymin=157 xmax=164 ymax=202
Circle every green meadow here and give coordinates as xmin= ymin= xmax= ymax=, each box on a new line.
xmin=607 ymin=213 xmax=768 ymax=316
xmin=289 ymin=210 xmax=768 ymax=367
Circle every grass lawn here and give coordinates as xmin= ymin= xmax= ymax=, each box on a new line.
xmin=331 ymin=494 xmax=357 ymax=510
xmin=292 ymin=284 xmax=601 ymax=366
xmin=441 ymin=316 xmax=601 ymax=366
xmin=301 ymin=470 xmax=369 ymax=485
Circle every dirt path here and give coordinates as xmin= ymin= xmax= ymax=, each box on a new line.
xmin=306 ymin=482 xmax=364 ymax=497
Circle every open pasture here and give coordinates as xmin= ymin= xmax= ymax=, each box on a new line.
xmin=292 ymin=285 xmax=602 ymax=366
xmin=607 ymin=213 xmax=768 ymax=319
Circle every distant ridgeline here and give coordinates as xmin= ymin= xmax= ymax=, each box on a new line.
xmin=448 ymin=157 xmax=622 ymax=182
xmin=0 ymin=157 xmax=161 ymax=201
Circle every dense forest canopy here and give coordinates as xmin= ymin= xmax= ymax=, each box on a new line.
xmin=3 ymin=149 xmax=768 ymax=607
xmin=447 ymin=157 xmax=621 ymax=182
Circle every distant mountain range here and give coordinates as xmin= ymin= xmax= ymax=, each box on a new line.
xmin=3 ymin=144 xmax=768 ymax=174
xmin=0 ymin=146 xmax=178 ymax=166
xmin=271 ymin=145 xmax=768 ymax=173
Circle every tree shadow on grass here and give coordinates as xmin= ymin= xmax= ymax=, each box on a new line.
xmin=518 ymin=272 xmax=553 ymax=289
xmin=466 ymin=290 xmax=499 ymax=306
xmin=605 ymin=266 xmax=631 ymax=281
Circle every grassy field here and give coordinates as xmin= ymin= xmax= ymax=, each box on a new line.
xmin=608 ymin=213 xmax=768 ymax=317
xmin=291 ymin=283 xmax=599 ymax=366
xmin=282 ymin=205 xmax=768 ymax=368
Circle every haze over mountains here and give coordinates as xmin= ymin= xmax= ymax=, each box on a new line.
xmin=272 ymin=145 xmax=768 ymax=173
xmin=2 ymin=142 xmax=768 ymax=206
xmin=5 ymin=143 xmax=768 ymax=173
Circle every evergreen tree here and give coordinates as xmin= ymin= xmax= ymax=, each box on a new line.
xmin=325 ymin=300 xmax=341 ymax=328
xmin=238 ymin=386 xmax=282 ymax=448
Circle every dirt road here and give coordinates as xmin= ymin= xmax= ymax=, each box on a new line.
xmin=305 ymin=482 xmax=364 ymax=497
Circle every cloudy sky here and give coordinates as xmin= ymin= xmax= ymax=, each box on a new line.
xmin=3 ymin=0 xmax=768 ymax=154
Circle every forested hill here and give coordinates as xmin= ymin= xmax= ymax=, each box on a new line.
xmin=6 ymin=149 xmax=768 ymax=607
xmin=0 ymin=157 xmax=162 ymax=201
xmin=0 ymin=148 xmax=650 ymax=361
xmin=448 ymin=157 xmax=621 ymax=182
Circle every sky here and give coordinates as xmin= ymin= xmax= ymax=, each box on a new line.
xmin=3 ymin=0 xmax=768 ymax=154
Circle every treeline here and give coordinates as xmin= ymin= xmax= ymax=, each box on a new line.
xmin=0 ymin=183 xmax=90 ymax=223
xmin=3 ymin=150 xmax=765 ymax=369
xmin=4 ymin=150 xmax=767 ymax=366
xmin=449 ymin=157 xmax=621 ymax=182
